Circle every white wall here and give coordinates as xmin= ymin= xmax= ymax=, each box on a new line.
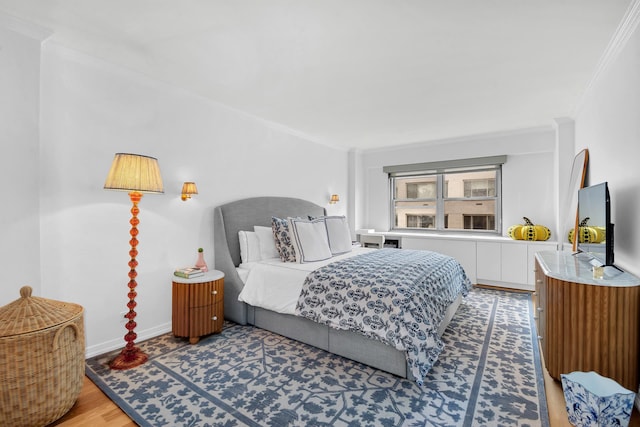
xmin=574 ymin=18 xmax=640 ymax=277
xmin=355 ymin=128 xmax=559 ymax=238
xmin=19 ymin=41 xmax=348 ymax=356
xmin=4 ymin=7 xmax=637 ymax=361
xmin=0 ymin=20 xmax=48 ymax=304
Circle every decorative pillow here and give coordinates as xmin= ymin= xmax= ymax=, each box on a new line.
xmin=271 ymin=216 xmax=296 ymax=262
xmin=287 ymin=217 xmax=332 ymax=263
xmin=253 ymin=226 xmax=280 ymax=260
xmin=238 ymin=230 xmax=261 ymax=264
xmin=323 ymin=216 xmax=353 ymax=255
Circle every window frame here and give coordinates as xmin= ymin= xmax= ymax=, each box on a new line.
xmin=386 ymin=156 xmax=504 ymax=235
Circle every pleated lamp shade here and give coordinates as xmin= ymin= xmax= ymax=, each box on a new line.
xmin=104 ymin=153 xmax=164 ymax=193
xmin=181 ymin=182 xmax=198 ymax=195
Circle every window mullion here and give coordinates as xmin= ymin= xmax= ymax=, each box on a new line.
xmin=436 ymin=174 xmax=444 ymax=230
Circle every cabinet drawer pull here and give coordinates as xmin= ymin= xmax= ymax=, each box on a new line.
xmin=532 ymin=292 xmax=537 ymax=296
xmin=537 ymin=307 xmax=543 ymax=312
xmin=536 ymin=279 xmax=542 ymax=284
xmin=533 ymin=315 xmax=538 ymax=320
xmin=212 ymin=316 xmax=218 ymax=321
xmin=537 ymin=336 xmax=543 ymax=341
xmin=212 ymin=290 xmax=218 ymax=295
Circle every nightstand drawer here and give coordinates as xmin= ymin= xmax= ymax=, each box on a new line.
xmin=190 ymin=302 xmax=224 ymax=336
xmin=187 ymin=279 xmax=223 ymax=307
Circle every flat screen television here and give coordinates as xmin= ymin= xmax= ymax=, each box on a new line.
xmin=576 ymin=182 xmax=614 ymax=266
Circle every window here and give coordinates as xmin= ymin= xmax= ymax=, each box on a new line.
xmin=406 ymin=182 xmax=436 ymax=199
xmin=464 ymin=179 xmax=495 ymax=197
xmin=464 ymin=214 xmax=495 ymax=230
xmin=385 ymin=156 xmax=505 ymax=233
xmin=406 ymin=214 xmax=435 ymax=228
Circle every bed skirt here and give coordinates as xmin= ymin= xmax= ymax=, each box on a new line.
xmin=246 ymin=293 xmax=462 ymax=379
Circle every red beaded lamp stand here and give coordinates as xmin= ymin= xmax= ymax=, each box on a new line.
xmin=109 ymin=191 xmax=148 ymax=370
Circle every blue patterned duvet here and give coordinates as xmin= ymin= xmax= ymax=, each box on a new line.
xmin=295 ymin=248 xmax=472 ymax=384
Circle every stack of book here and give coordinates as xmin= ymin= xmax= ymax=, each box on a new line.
xmin=174 ymin=266 xmax=204 ymax=279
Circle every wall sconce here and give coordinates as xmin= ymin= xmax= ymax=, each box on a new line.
xmin=181 ymin=182 xmax=198 ymax=201
xmin=329 ymin=194 xmax=340 ymax=204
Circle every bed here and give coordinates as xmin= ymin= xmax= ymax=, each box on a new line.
xmin=213 ymin=196 xmax=471 ymax=383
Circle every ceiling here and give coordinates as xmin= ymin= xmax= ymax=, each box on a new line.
xmin=0 ymin=1 xmax=632 ymax=150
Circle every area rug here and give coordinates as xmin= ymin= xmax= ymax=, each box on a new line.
xmin=86 ymin=287 xmax=549 ymax=426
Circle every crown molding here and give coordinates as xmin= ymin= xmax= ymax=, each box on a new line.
xmin=362 ymin=124 xmax=554 ymax=155
xmin=0 ymin=12 xmax=52 ymax=41
xmin=573 ymin=0 xmax=640 ymax=115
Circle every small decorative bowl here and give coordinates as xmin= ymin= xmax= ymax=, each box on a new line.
xmin=561 ymin=371 xmax=636 ymax=427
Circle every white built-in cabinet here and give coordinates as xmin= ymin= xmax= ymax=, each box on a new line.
xmin=476 ymin=240 xmax=557 ymax=290
xmin=477 ymin=241 xmax=527 ymax=286
xmin=371 ymin=233 xmax=557 ymax=290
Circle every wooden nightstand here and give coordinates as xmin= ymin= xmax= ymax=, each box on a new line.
xmin=172 ymin=270 xmax=224 ymax=344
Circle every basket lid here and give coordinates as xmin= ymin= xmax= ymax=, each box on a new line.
xmin=0 ymin=286 xmax=84 ymax=337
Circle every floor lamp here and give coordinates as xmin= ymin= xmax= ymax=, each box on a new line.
xmin=104 ymin=153 xmax=163 ymax=370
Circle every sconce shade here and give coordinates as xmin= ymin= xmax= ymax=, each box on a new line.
xmin=181 ymin=182 xmax=198 ymax=201
xmin=182 ymin=182 xmax=198 ymax=195
xmin=329 ymin=194 xmax=340 ymax=204
xmin=104 ymin=153 xmax=164 ymax=194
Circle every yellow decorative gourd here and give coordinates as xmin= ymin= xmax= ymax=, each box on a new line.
xmin=508 ymin=217 xmax=551 ymax=241
xmin=507 ymin=224 xmax=524 ymax=240
xmin=521 ymin=217 xmax=551 ymax=241
xmin=567 ymin=218 xmax=606 ymax=244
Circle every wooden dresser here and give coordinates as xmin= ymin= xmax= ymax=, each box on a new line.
xmin=172 ymin=270 xmax=225 ymax=344
xmin=534 ymin=251 xmax=640 ymax=391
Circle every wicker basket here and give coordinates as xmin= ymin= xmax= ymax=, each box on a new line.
xmin=0 ymin=286 xmax=85 ymax=427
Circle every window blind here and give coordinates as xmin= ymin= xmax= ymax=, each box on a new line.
xmin=383 ymin=155 xmax=507 ymax=177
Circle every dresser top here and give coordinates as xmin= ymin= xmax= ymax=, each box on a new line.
xmin=535 ymin=251 xmax=640 ymax=287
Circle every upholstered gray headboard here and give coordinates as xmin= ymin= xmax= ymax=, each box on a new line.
xmin=213 ymin=197 xmax=326 ymax=324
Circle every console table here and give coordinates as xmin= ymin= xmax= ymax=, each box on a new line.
xmin=534 ymin=251 xmax=640 ymax=391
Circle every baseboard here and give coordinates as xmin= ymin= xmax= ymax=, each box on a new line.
xmin=476 ymin=280 xmax=534 ymax=292
xmin=85 ymin=322 xmax=172 ymax=359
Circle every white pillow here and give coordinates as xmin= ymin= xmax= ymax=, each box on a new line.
xmin=238 ymin=230 xmax=261 ymax=264
xmin=253 ymin=226 xmax=280 ymax=260
xmin=288 ymin=217 xmax=332 ymax=263
xmin=324 ymin=216 xmax=352 ymax=255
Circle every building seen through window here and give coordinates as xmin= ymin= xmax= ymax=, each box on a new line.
xmin=392 ymin=170 xmax=499 ymax=232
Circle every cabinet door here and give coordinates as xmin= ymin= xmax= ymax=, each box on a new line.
xmin=476 ymin=241 xmax=501 ymax=281
xmin=500 ymin=243 xmax=528 ymax=284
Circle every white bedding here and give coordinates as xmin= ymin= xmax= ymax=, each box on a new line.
xmin=237 ymin=247 xmax=374 ymax=314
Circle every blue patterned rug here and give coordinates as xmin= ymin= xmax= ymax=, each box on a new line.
xmin=86 ymin=287 xmax=549 ymax=426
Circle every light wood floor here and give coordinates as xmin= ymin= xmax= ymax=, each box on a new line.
xmin=48 ymin=368 xmax=640 ymax=426
xmin=49 ymin=376 xmax=136 ymax=427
